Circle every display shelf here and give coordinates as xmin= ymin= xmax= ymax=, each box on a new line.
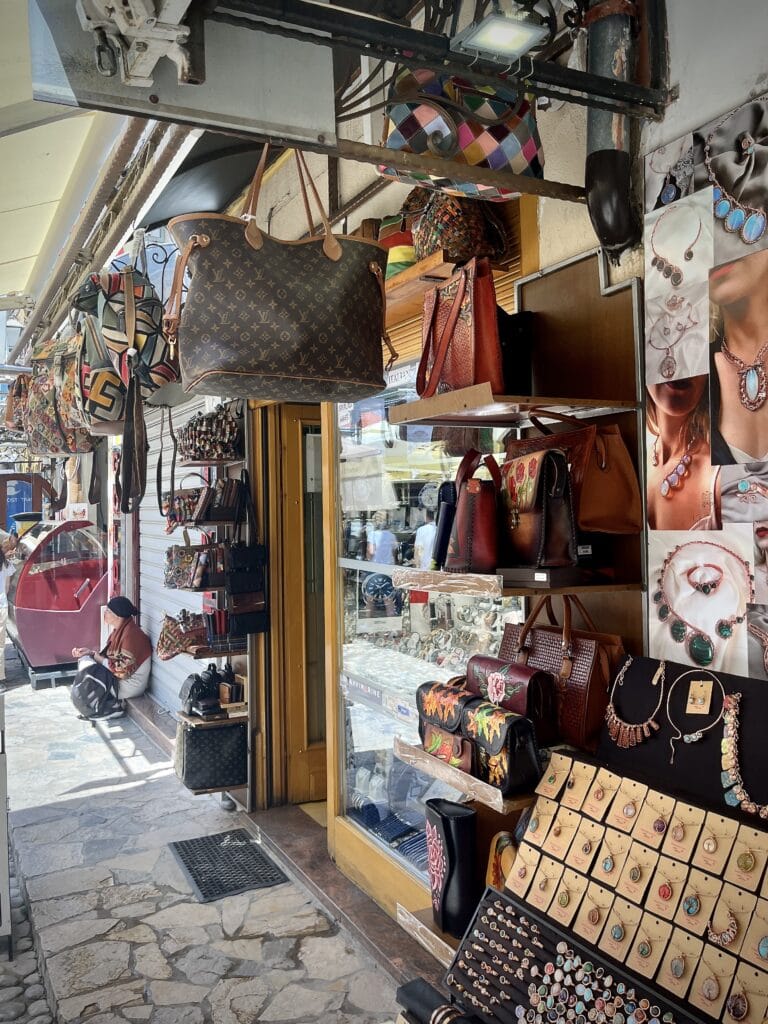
xmin=390 ymin=566 xmax=642 ymax=598
xmin=177 ymin=521 xmax=241 ymax=529
xmin=385 ymin=251 xmax=457 ymax=326
xmin=174 ymin=586 xmax=227 ymax=594
xmin=178 ymin=458 xmax=245 ymax=468
xmin=395 ymin=904 xmax=458 ymax=968
xmin=388 ymin=382 xmax=639 ymax=427
xmin=393 ymin=737 xmax=535 ymax=815
xmin=188 ymin=645 xmax=247 ymax=660
xmin=502 ymin=581 xmax=644 ymax=597
xmin=177 ymin=711 xmax=248 ymax=728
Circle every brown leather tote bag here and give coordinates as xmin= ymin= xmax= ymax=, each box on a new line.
xmin=504 ymin=410 xmax=642 ymax=534
xmin=499 ymin=594 xmax=624 ymax=750
xmin=165 ymin=146 xmax=396 ymax=402
xmin=444 ymin=449 xmax=501 ymax=574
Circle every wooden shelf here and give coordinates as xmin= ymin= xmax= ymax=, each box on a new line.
xmin=177 ymin=710 xmax=248 ymax=728
xmin=174 ymin=586 xmax=227 ymax=594
xmin=394 ymin=737 xmax=535 ymax=815
xmin=188 ymin=645 xmax=247 ymax=660
xmin=396 ymin=904 xmax=458 ymax=969
xmin=390 ymin=567 xmax=643 ymax=598
xmin=178 ymin=521 xmax=240 ymax=529
xmin=385 ymin=251 xmax=457 ymax=326
xmin=502 ymin=582 xmax=644 ymax=597
xmin=178 ymin=458 xmax=244 ymax=468
xmin=388 ymin=382 xmax=638 ymax=427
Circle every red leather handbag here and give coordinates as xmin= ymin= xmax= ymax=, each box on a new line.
xmin=416 ymin=257 xmax=503 ymax=398
xmin=444 ymin=450 xmax=501 ymax=574
xmin=499 ymin=595 xmax=625 ymax=751
xmin=463 ymin=655 xmax=558 ymax=747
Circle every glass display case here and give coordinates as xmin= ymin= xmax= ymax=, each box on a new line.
xmin=336 ymin=378 xmax=524 ymax=882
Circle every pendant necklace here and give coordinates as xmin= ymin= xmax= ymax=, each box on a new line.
xmin=747 ymin=620 xmax=768 ymax=675
xmin=704 ymin=106 xmax=768 ymax=245
xmin=605 ymin=656 xmax=665 ymax=748
xmin=653 ymin=541 xmax=754 ymax=666
xmin=721 ymin=691 xmax=768 ymax=817
xmin=707 ymin=904 xmax=739 ymax=947
xmin=650 ymin=207 xmax=702 ymax=287
xmin=648 ymin=144 xmax=694 ymax=206
xmin=750 ymin=903 xmax=768 ymax=963
xmin=648 ymin=298 xmax=699 ymax=379
xmin=647 ymin=795 xmax=670 ymax=835
xmin=699 ymin=962 xmax=733 ymax=1004
xmin=719 ymin=336 xmax=768 ymax=411
xmin=665 ymin=668 xmax=726 ymax=764
xmin=669 ymin=808 xmax=698 ymax=844
xmin=651 ymin=437 xmax=694 ymax=499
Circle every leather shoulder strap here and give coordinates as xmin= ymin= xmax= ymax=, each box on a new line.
xmin=416 ymin=269 xmax=468 ymax=399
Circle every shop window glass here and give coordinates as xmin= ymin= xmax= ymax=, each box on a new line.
xmin=336 ymin=372 xmax=524 ymax=880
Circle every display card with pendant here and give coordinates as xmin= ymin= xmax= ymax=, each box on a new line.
xmin=647 ymin=855 xmax=691 ymax=920
xmin=535 ymin=751 xmax=573 ymax=799
xmin=689 ymin=945 xmax=737 ymax=1019
xmin=505 ymin=842 xmax=540 ymax=899
xmin=581 ymin=768 xmax=622 ymax=821
xmin=605 ymin=779 xmax=649 ymax=833
xmin=632 ymin=789 xmax=676 ymax=849
xmin=565 ymin=818 xmax=605 ymax=874
xmin=723 ymin=963 xmax=768 ymax=1024
xmin=573 ymin=881 xmax=614 ymax=945
xmin=527 ymin=854 xmax=564 ymax=912
xmin=674 ymin=867 xmax=722 ymax=936
xmin=616 ymin=841 xmax=660 ymax=904
xmin=541 ymin=807 xmax=581 ymax=860
xmin=591 ymin=827 xmax=632 ymax=888
xmin=626 ymin=911 xmax=672 ymax=979
xmin=560 ymin=759 xmax=597 ymax=812
xmin=525 ymin=796 xmax=559 ymax=848
xmin=709 ymin=883 xmax=758 ymax=956
xmin=655 ymin=925 xmax=703 ymax=999
xmin=693 ymin=812 xmax=740 ymax=875
xmin=740 ymin=897 xmax=768 ymax=971
xmin=725 ymin=826 xmax=768 ymax=893
xmin=598 ymin=895 xmax=642 ymax=961
xmin=662 ymin=800 xmax=706 ymax=862
xmin=547 ymin=866 xmax=587 ymax=929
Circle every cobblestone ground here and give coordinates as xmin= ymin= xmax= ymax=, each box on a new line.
xmin=4 ymin=681 xmax=400 ymax=1024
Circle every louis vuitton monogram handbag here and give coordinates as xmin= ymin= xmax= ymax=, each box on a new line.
xmin=165 ymin=146 xmax=397 ymax=402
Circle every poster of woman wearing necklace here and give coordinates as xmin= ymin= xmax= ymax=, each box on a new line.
xmin=692 ymin=95 xmax=768 ymax=266
xmin=709 ymin=248 xmax=768 ymax=464
xmin=648 ymin=527 xmax=754 ymax=675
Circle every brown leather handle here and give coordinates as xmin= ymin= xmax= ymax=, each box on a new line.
xmin=416 ymin=269 xmax=468 ymax=399
xmin=528 ymin=409 xmax=608 ymax=467
xmin=515 ymin=594 xmax=574 ymax=666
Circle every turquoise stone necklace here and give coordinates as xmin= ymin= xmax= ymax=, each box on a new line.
xmin=665 ymin=668 xmax=726 ymax=765
xmin=719 ymin=337 xmax=768 ymax=411
xmin=653 ymin=541 xmax=754 ymax=667
xmin=704 ymin=108 xmax=767 ymax=246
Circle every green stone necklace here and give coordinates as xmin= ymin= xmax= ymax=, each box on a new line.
xmin=653 ymin=541 xmax=754 ymax=667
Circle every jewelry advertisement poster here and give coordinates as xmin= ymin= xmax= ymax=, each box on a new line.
xmin=645 ymin=94 xmax=768 ymax=677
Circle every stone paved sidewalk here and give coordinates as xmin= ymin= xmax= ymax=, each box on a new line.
xmin=5 ymin=685 xmax=401 ymax=1023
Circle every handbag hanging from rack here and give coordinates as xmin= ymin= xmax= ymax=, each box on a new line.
xmin=417 ymin=257 xmax=503 ymax=399
xmin=444 ymin=449 xmax=501 ymax=575
xmin=165 ymin=145 xmax=397 ymax=402
xmin=226 ymin=469 xmax=269 ymax=636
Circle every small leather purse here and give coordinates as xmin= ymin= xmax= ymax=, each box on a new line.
xmin=464 ymin=654 xmax=558 ymax=747
xmin=422 ymin=723 xmax=473 ymax=774
xmin=500 ymin=448 xmax=577 ymax=568
xmin=445 ymin=450 xmax=502 ymax=575
xmin=460 ymin=702 xmax=541 ymax=797
xmin=416 ymin=681 xmax=481 ymax=776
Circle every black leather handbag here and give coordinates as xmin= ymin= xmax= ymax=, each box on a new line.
xmin=460 ymin=702 xmax=541 ymax=796
xmin=225 ymin=470 xmax=269 ymax=635
xmin=174 ymin=720 xmax=248 ymax=791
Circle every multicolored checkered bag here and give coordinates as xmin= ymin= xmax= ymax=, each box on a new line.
xmin=378 ymin=68 xmax=544 ymax=201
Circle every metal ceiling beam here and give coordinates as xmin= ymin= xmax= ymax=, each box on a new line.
xmin=211 ymin=0 xmax=667 ymax=117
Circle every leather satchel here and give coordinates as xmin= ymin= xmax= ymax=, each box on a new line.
xmin=416 ymin=681 xmax=480 ymax=776
xmin=422 ymin=722 xmax=473 ymax=774
xmin=499 ymin=595 xmax=625 ymax=751
xmin=460 ymin=702 xmax=541 ymax=797
xmin=504 ymin=410 xmax=642 ymax=534
xmin=444 ymin=450 xmax=501 ymax=574
xmin=500 ymin=448 xmax=577 ymax=567
xmin=463 ymin=655 xmax=558 ymax=747
xmin=417 ymin=257 xmax=503 ymax=399
xmin=165 ymin=146 xmax=397 ymax=402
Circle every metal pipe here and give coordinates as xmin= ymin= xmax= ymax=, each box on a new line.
xmin=7 ymin=117 xmax=148 ymax=365
xmin=0 ymin=365 xmax=32 ymax=376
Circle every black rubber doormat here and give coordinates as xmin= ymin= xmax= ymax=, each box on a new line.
xmin=169 ymin=829 xmax=288 ymax=903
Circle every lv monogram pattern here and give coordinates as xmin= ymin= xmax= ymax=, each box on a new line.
xmin=169 ymin=217 xmax=388 ymax=402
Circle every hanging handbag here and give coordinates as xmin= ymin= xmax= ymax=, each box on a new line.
xmin=412 ymin=192 xmax=504 ymax=264
xmin=460 ymin=703 xmax=541 ymax=796
xmin=225 ymin=470 xmax=269 ymax=635
xmin=378 ymin=187 xmax=430 ymax=278
xmin=463 ymin=655 xmax=558 ymax=747
xmin=177 ymin=405 xmax=242 ymax=464
xmin=500 ymin=449 xmax=577 ymax=568
xmin=417 ymin=258 xmax=503 ymax=399
xmin=174 ymin=720 xmax=248 ymax=791
xmin=444 ymin=450 xmax=501 ymax=575
xmin=4 ymin=374 xmax=30 ymax=432
xmin=25 ymin=336 xmax=94 ymax=456
xmin=378 ymin=67 xmax=544 ymax=201
xmin=165 ymin=145 xmax=397 ymax=402
xmin=504 ymin=410 xmax=642 ymax=534
xmin=430 ymin=480 xmax=457 ymax=570
xmin=156 ymin=610 xmax=207 ymax=660
xmin=79 ymin=313 xmax=126 ymax=435
xmin=499 ymin=595 xmax=625 ymax=751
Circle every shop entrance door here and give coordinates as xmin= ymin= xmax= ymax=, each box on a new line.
xmin=278 ymin=405 xmax=327 ymax=804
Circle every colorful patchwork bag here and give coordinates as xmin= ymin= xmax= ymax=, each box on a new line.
xmin=25 ymin=337 xmax=94 ymax=456
xmin=79 ymin=314 xmax=127 ymax=435
xmin=4 ymin=373 xmax=29 ymax=432
xmin=378 ymin=187 xmax=430 ymax=278
xmin=378 ymin=68 xmax=544 ymax=201
xmin=413 ymin=192 xmax=505 ymax=263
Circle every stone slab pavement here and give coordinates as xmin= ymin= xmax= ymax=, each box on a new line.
xmin=4 ymin=683 xmax=402 ymax=1024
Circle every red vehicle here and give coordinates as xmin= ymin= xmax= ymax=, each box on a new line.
xmin=7 ymin=521 xmax=108 ymax=678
